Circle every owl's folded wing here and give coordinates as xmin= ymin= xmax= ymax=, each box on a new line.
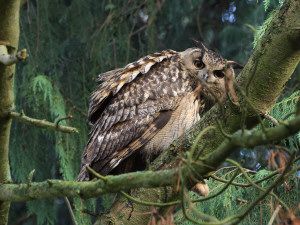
xmin=77 ymin=109 xmax=173 ymax=181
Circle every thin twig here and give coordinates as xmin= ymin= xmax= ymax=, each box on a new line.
xmin=262 ymin=113 xmax=279 ymax=126
xmin=86 ymin=166 xmax=107 ymax=181
xmin=217 ymin=120 xmax=232 ymax=139
xmin=226 ymin=159 xmax=289 ymax=210
xmin=228 ymin=155 xmax=294 ymax=225
xmin=193 ymin=170 xmax=239 ymax=203
xmin=184 ymin=189 xmax=219 ymax=223
xmin=64 ymin=197 xmax=78 ymax=225
xmin=55 ymin=115 xmax=73 ymax=126
xmin=9 ymin=111 xmax=78 ymax=133
xmin=120 ymin=191 xmax=180 ymax=207
xmin=267 ymin=205 xmax=282 ymax=225
xmin=210 ymin=169 xmax=279 ymax=187
xmin=190 ymin=126 xmax=216 ymax=160
xmin=88 ymin=166 xmax=180 ymax=207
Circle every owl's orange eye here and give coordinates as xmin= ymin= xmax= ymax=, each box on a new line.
xmin=213 ymin=70 xmax=225 ymax=78
xmin=194 ymin=60 xmax=205 ymax=69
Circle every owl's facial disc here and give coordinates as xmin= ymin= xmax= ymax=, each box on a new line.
xmin=179 ymin=48 xmax=204 ymax=72
xmin=197 ymin=67 xmax=227 ymax=103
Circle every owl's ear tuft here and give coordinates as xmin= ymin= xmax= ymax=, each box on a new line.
xmin=191 ymin=38 xmax=208 ymax=51
xmin=227 ymin=60 xmax=244 ymax=70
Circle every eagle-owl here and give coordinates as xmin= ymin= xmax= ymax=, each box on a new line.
xmin=78 ymin=44 xmax=240 ymax=181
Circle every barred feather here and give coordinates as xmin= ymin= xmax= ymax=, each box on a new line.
xmin=88 ymin=49 xmax=177 ymax=123
xmin=78 ymin=46 xmax=232 ymax=181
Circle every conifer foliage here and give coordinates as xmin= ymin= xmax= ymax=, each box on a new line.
xmin=2 ymin=0 xmax=299 ymax=224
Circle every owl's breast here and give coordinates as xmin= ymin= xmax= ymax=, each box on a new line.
xmin=142 ymin=91 xmax=202 ymax=159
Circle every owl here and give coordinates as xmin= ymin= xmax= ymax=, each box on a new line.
xmin=78 ymin=44 xmax=241 ymax=181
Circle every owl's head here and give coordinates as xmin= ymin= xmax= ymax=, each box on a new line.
xmin=179 ymin=44 xmax=242 ymax=103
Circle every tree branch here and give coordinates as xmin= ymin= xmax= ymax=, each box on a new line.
xmin=9 ymin=111 xmax=79 ymax=133
xmin=155 ymin=0 xmax=300 ymax=167
xmin=0 ymin=114 xmax=300 ymax=202
xmin=0 ymin=1 xmax=22 ymax=224
xmin=0 ymin=45 xmax=28 ymax=66
xmin=101 ymin=1 xmax=300 ymax=223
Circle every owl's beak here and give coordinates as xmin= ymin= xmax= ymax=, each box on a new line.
xmin=197 ymin=72 xmax=209 ymax=83
xmin=201 ymin=73 xmax=209 ymax=81
xmin=197 ymin=69 xmax=209 ymax=83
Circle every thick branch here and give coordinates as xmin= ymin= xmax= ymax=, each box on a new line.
xmin=9 ymin=111 xmax=79 ymax=133
xmin=0 ymin=1 xmax=21 ymax=224
xmin=103 ymin=1 xmax=300 ymax=224
xmin=0 ymin=114 xmax=300 ymax=202
xmin=152 ymin=0 xmax=300 ymax=170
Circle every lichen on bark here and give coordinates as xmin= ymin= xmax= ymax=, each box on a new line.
xmin=0 ymin=1 xmax=21 ymax=224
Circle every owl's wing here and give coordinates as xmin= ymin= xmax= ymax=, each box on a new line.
xmin=78 ymin=50 xmax=184 ymax=181
xmin=88 ymin=49 xmax=177 ymax=124
xmin=78 ymin=97 xmax=179 ymax=181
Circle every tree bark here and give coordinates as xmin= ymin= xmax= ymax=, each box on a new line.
xmin=98 ymin=1 xmax=300 ymax=224
xmin=0 ymin=1 xmax=21 ymax=225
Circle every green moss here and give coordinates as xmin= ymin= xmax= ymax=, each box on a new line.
xmin=253 ymin=10 xmax=278 ymax=48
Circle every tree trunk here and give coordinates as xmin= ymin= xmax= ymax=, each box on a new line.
xmin=0 ymin=1 xmax=21 ymax=225
xmin=97 ymin=0 xmax=300 ymax=224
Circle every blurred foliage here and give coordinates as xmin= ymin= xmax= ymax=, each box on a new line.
xmin=175 ymin=169 xmax=299 ymax=225
xmin=269 ymin=91 xmax=300 ymax=149
xmin=8 ymin=0 xmax=299 ymax=224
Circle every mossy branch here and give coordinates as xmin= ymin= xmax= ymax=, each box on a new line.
xmin=0 ymin=1 xmax=22 ymax=224
xmin=101 ymin=1 xmax=300 ymax=223
xmin=153 ymin=0 xmax=300 ymax=169
xmin=9 ymin=111 xmax=79 ymax=133
xmin=1 ymin=114 xmax=300 ymax=202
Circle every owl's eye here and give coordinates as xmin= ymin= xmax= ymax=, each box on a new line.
xmin=213 ymin=70 xmax=225 ymax=78
xmin=194 ymin=59 xmax=205 ymax=69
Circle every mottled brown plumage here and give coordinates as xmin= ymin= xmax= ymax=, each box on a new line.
xmin=78 ymin=44 xmax=240 ymax=181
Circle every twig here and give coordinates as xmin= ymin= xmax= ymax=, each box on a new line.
xmin=228 ymin=155 xmax=293 ymax=225
xmin=0 ymin=45 xmax=28 ymax=66
xmin=9 ymin=111 xmax=78 ymax=133
xmin=81 ymin=209 xmax=100 ymax=217
xmin=64 ymin=98 xmax=87 ymax=117
xmin=26 ymin=169 xmax=35 ymax=188
xmin=193 ymin=170 xmax=239 ymax=203
xmin=236 ymin=198 xmax=248 ymax=204
xmin=11 ymin=213 xmax=34 ymax=225
xmin=190 ymin=126 xmax=216 ymax=160
xmin=226 ymin=159 xmax=289 ymax=210
xmin=267 ymin=205 xmax=282 ymax=225
xmin=262 ymin=113 xmax=279 ymax=126
xmin=130 ymin=24 xmax=148 ymax=37
xmin=210 ymin=169 xmax=279 ymax=187
xmin=88 ymin=166 xmax=180 ymax=207
xmin=86 ymin=166 xmax=107 ymax=181
xmin=55 ymin=115 xmax=73 ymax=126
xmin=64 ymin=197 xmax=78 ymax=225
xmin=217 ymin=121 xmax=232 ymax=139
xmin=120 ymin=191 xmax=180 ymax=207
xmin=182 ymin=188 xmax=220 ymax=224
